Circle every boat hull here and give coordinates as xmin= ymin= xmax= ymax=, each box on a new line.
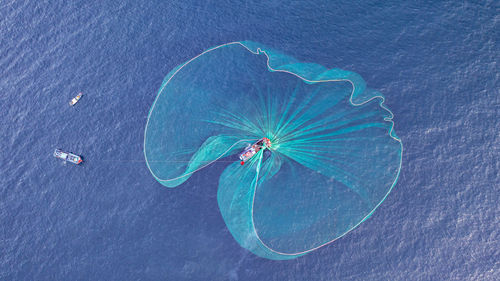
xmin=69 ymin=93 xmax=83 ymax=106
xmin=54 ymin=149 xmax=82 ymax=164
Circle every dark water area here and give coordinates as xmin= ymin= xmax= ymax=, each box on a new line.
xmin=0 ymin=0 xmax=498 ymax=280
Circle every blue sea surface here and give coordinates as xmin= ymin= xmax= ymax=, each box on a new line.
xmin=0 ymin=0 xmax=498 ymax=280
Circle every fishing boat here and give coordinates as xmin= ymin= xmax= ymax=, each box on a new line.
xmin=54 ymin=149 xmax=83 ymax=164
xmin=69 ymin=92 xmax=83 ymax=106
xmin=239 ymin=137 xmax=271 ymax=165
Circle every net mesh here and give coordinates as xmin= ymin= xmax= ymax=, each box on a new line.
xmin=144 ymin=41 xmax=402 ymax=259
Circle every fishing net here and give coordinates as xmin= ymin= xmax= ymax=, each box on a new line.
xmin=144 ymin=41 xmax=402 ymax=259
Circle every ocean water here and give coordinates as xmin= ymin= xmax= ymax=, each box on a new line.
xmin=0 ymin=0 xmax=498 ymax=280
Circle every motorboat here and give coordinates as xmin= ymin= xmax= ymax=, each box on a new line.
xmin=54 ymin=148 xmax=83 ymax=164
xmin=69 ymin=92 xmax=83 ymax=106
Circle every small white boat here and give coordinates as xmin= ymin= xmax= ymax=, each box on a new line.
xmin=69 ymin=92 xmax=83 ymax=106
xmin=54 ymin=149 xmax=83 ymax=164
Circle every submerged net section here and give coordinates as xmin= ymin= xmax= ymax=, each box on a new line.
xmin=144 ymin=41 xmax=402 ymax=260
